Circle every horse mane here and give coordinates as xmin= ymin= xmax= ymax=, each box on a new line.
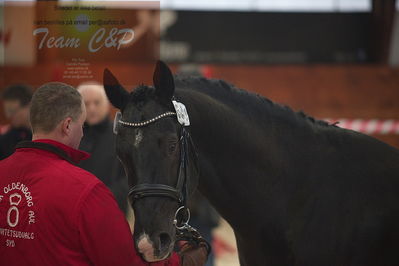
xmin=174 ymin=76 xmax=333 ymax=129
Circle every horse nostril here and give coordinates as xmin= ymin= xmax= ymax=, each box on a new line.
xmin=159 ymin=233 xmax=172 ymax=251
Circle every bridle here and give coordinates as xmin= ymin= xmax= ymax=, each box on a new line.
xmin=114 ymin=99 xmax=211 ymax=254
xmin=114 ymin=100 xmax=196 ymax=226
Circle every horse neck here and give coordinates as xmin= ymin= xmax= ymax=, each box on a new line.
xmin=178 ymin=89 xmax=307 ymax=230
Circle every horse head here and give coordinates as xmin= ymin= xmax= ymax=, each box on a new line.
xmin=103 ymin=61 xmax=199 ymax=262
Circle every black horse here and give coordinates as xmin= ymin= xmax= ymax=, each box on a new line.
xmin=103 ymin=61 xmax=399 ymax=266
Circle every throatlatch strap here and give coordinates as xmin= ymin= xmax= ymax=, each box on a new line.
xmin=178 ymin=127 xmax=189 ymax=207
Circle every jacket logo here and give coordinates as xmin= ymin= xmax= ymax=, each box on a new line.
xmin=9 ymin=193 xmax=22 ymax=206
xmin=7 ymin=193 xmax=22 ymax=228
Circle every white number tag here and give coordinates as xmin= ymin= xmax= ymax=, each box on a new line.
xmin=172 ymin=100 xmax=190 ymax=126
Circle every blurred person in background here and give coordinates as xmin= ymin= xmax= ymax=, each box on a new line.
xmin=0 ymin=84 xmax=33 ymax=160
xmin=77 ymin=81 xmax=128 ymax=213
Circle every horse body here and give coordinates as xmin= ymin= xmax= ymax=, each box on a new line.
xmin=173 ymin=78 xmax=399 ymax=265
xmin=103 ymin=62 xmax=399 ymax=265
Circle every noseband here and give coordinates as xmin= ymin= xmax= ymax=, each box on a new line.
xmin=114 ymin=100 xmax=194 ymax=209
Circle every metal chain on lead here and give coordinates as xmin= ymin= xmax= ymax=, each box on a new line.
xmin=118 ymin=112 xmax=176 ymax=127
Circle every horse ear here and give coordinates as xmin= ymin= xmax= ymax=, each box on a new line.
xmin=153 ymin=60 xmax=175 ymax=100
xmin=103 ymin=68 xmax=129 ymax=110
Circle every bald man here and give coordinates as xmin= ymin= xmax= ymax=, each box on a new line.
xmin=77 ymin=82 xmax=128 ymax=213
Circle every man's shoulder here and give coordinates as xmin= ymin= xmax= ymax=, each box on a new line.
xmin=1 ymin=148 xmax=100 ymax=184
xmin=22 ymin=151 xmax=103 ymax=191
xmin=37 ymin=162 xmax=108 ymax=214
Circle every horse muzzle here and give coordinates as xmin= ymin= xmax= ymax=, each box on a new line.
xmin=136 ymin=232 xmax=174 ymax=262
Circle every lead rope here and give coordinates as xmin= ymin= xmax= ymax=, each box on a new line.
xmin=173 ymin=206 xmax=212 ymax=255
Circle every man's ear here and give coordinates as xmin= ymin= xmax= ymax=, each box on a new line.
xmin=61 ymin=117 xmax=73 ymax=136
xmin=153 ymin=60 xmax=175 ymax=100
xmin=103 ymin=68 xmax=129 ymax=110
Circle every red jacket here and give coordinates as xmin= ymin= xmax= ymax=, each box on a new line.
xmin=0 ymin=139 xmax=180 ymax=266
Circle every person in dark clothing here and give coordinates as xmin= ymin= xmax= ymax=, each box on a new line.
xmin=77 ymin=82 xmax=128 ymax=213
xmin=0 ymin=84 xmax=33 ymax=160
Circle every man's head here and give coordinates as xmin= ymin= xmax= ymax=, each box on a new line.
xmin=30 ymin=82 xmax=86 ymax=149
xmin=77 ymin=82 xmax=110 ymax=126
xmin=1 ymin=84 xmax=32 ymax=128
